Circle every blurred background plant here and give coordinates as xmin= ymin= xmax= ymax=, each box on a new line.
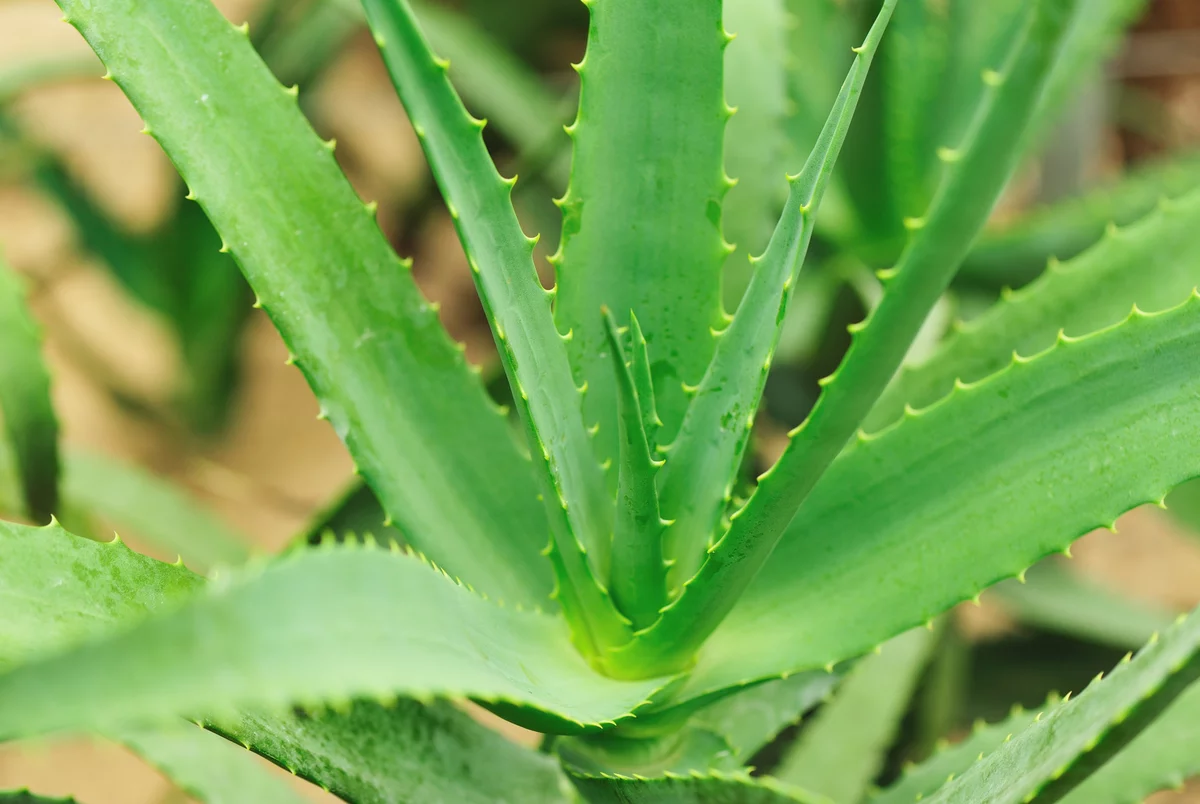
xmin=1 ymin=0 xmax=1200 ymax=800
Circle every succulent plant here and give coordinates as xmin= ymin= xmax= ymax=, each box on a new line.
xmin=3 ymin=0 xmax=1200 ymax=802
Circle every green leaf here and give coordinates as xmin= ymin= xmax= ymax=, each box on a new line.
xmin=559 ymin=729 xmax=738 ymax=779
xmin=0 ymin=522 xmax=670 ymax=738
xmin=617 ymin=0 xmax=1085 ymax=678
xmin=870 ymin=185 xmax=1200 ymax=431
xmin=362 ymin=0 xmax=626 ymax=656
xmin=0 ymin=256 xmax=58 ymax=523
xmin=114 ymin=722 xmax=312 ymax=804
xmin=961 ymin=149 xmax=1200 ymax=288
xmin=552 ymin=0 xmax=729 ymax=473
xmin=722 ymin=0 xmax=789 ymax=305
xmin=603 ymin=310 xmax=668 ymax=631
xmin=0 ymin=518 xmax=571 ymax=804
xmin=62 ymin=450 xmax=250 ymax=571
xmin=571 ymin=769 xmax=830 ymax=804
xmin=615 ymin=0 xmax=899 ymax=674
xmin=207 ymin=700 xmax=573 ymax=804
xmin=1055 ymin=658 xmax=1200 ymax=803
xmin=54 ymin=0 xmax=555 ymax=608
xmin=773 ymin=628 xmax=936 ymax=801
xmin=990 ymin=561 xmax=1173 ymax=651
xmin=0 ymin=793 xmax=81 ymax=804
xmin=870 ymin=702 xmax=1044 ymax=804
xmin=677 ymin=293 xmax=1200 ymax=703
xmin=925 ymin=605 xmax=1200 ymax=804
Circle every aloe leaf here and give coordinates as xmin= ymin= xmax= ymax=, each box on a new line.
xmin=722 ymin=0 xmax=789 ymax=304
xmin=616 ymin=0 xmax=1083 ymax=677
xmin=629 ymin=315 xmax=662 ymax=450
xmin=924 ymin=606 xmax=1200 ymax=803
xmin=0 ymin=257 xmax=58 ymax=523
xmin=362 ymin=0 xmax=626 ymax=655
xmin=54 ymin=0 xmax=555 ymax=608
xmin=114 ymin=722 xmax=312 ymax=804
xmin=62 ymin=450 xmax=249 ymax=571
xmin=871 ymin=702 xmax=1045 ymax=804
xmin=603 ymin=310 xmax=668 ymax=631
xmin=0 ymin=522 xmax=669 ymax=738
xmin=571 ymin=769 xmax=831 ymax=804
xmin=0 ymin=794 xmax=80 ymax=804
xmin=0 ymin=519 xmax=571 ymax=803
xmin=552 ymin=0 xmax=730 ymax=474
xmin=676 ymin=294 xmax=1200 ymax=702
xmin=773 ymin=628 xmax=936 ymax=801
xmin=559 ymin=728 xmax=738 ymax=779
xmin=961 ymin=149 xmax=1200 ymax=288
xmin=870 ymin=186 xmax=1200 ymax=431
xmin=1055 ymin=657 xmax=1200 ymax=803
xmin=616 ymin=0 xmax=897 ymax=672
xmin=207 ymin=700 xmax=573 ymax=804
xmin=990 ymin=561 xmax=1173 ymax=651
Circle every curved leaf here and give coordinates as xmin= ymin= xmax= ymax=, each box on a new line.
xmin=53 ymin=0 xmax=555 ymax=609
xmin=0 ymin=522 xmax=670 ymax=738
xmin=926 ymin=605 xmax=1200 ymax=803
xmin=0 ymin=257 xmax=58 ymax=523
xmin=870 ymin=186 xmax=1200 ymax=430
xmin=773 ymin=628 xmax=936 ymax=800
xmin=679 ymin=293 xmax=1200 ymax=701
xmin=362 ymin=0 xmax=625 ymax=655
xmin=115 ymin=722 xmax=312 ymax=804
xmin=0 ymin=521 xmax=570 ymax=803
xmin=870 ymin=702 xmax=1044 ymax=804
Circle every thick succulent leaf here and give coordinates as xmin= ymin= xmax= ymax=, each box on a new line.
xmin=552 ymin=0 xmax=729 ymax=472
xmin=559 ymin=729 xmax=738 ymax=779
xmin=690 ymin=672 xmax=839 ymax=766
xmin=773 ymin=628 xmax=936 ymax=800
xmin=571 ymin=769 xmax=830 ymax=804
xmin=362 ymin=0 xmax=625 ymax=655
xmin=54 ymin=0 xmax=555 ymax=609
xmin=0 ymin=520 xmax=570 ymax=803
xmin=603 ymin=311 xmax=668 ymax=631
xmin=115 ymin=722 xmax=312 ymax=804
xmin=870 ymin=186 xmax=1200 ymax=431
xmin=1056 ymin=658 xmax=1200 ymax=803
xmin=871 ymin=703 xmax=1044 ymax=804
xmin=62 ymin=450 xmax=249 ymax=571
xmin=925 ymin=605 xmax=1200 ymax=803
xmin=617 ymin=0 xmax=1079 ymax=677
xmin=0 ymin=257 xmax=58 ymax=523
xmin=208 ymin=701 xmax=573 ymax=804
xmin=656 ymin=0 xmax=895 ymax=596
xmin=991 ymin=561 xmax=1173 ymax=651
xmin=721 ymin=0 xmax=789 ymax=304
xmin=675 ymin=293 xmax=1200 ymax=701
xmin=0 ymin=523 xmax=669 ymax=737
xmin=961 ymin=149 xmax=1200 ymax=287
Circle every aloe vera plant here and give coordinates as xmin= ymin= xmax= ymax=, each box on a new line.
xmin=5 ymin=0 xmax=1200 ymax=801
